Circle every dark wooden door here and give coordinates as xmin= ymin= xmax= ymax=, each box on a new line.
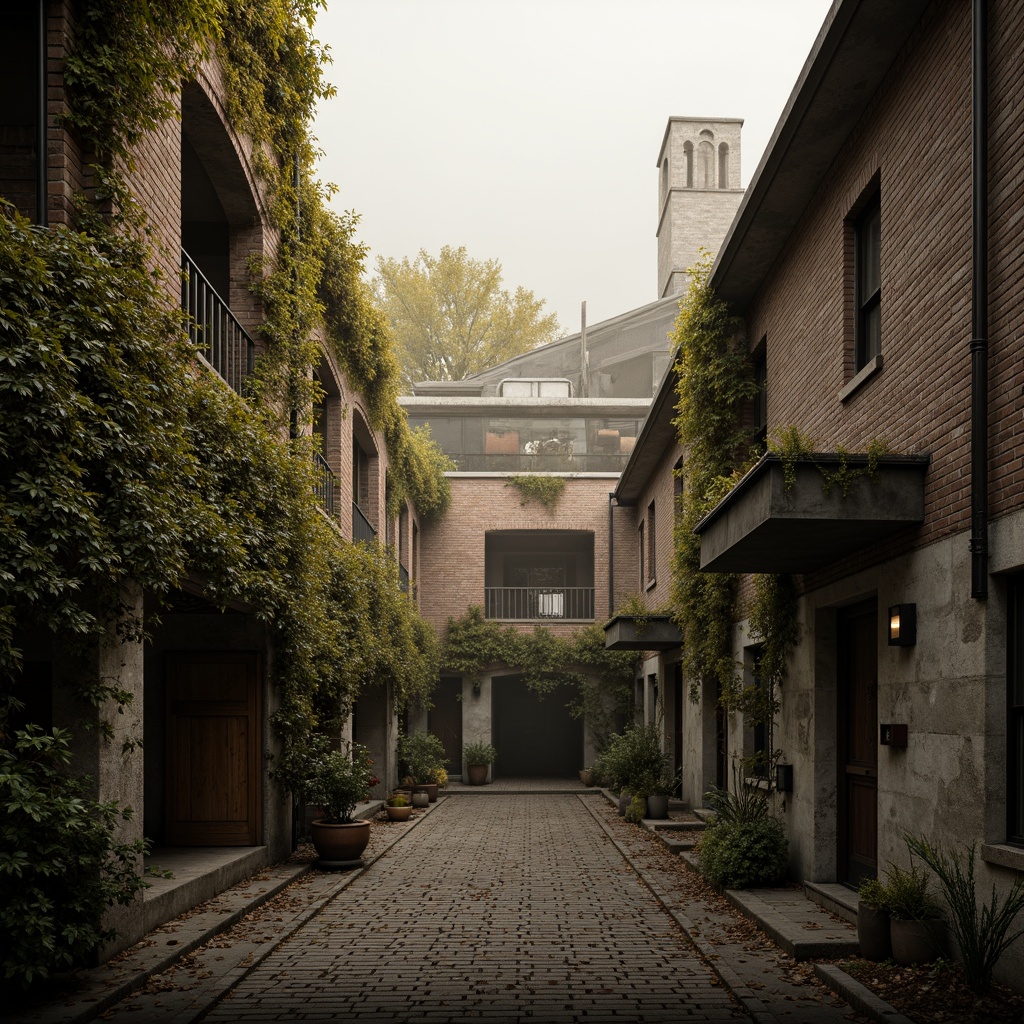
xmin=428 ymin=677 xmax=463 ymax=772
xmin=838 ymin=601 xmax=878 ymax=885
xmin=493 ymin=675 xmax=582 ymax=777
xmin=166 ymin=653 xmax=261 ymax=846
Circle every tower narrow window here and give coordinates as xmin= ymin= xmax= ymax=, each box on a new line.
xmin=683 ymin=142 xmax=693 ymax=188
xmin=698 ymin=140 xmax=714 ymax=188
xmin=718 ymin=142 xmax=730 ymax=188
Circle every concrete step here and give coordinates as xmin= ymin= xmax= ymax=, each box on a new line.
xmin=804 ymin=880 xmax=859 ymax=924
xmin=640 ymin=818 xmax=708 ymax=832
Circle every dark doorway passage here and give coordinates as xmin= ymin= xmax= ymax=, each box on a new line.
xmin=492 ymin=675 xmax=582 ymax=777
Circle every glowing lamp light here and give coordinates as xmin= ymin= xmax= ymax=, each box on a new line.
xmin=888 ymin=604 xmax=917 ymax=646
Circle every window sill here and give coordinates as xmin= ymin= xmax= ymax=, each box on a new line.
xmin=980 ymin=843 xmax=1024 ymax=873
xmin=839 ymin=353 xmax=883 ymax=403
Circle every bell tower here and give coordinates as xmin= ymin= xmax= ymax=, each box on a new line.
xmin=656 ymin=117 xmax=744 ymax=298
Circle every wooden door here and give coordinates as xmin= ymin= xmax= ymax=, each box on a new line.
xmin=837 ymin=601 xmax=878 ymax=885
xmin=428 ymin=677 xmax=463 ymax=772
xmin=166 ymin=653 xmax=261 ymax=846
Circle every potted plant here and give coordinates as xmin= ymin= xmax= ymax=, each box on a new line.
xmin=398 ymin=732 xmax=447 ymax=800
xmin=384 ymin=791 xmax=413 ymax=822
xmin=463 ymin=741 xmax=497 ymax=785
xmin=885 ymin=861 xmax=944 ymax=965
xmin=856 ymin=877 xmax=892 ymax=961
xmin=645 ymin=767 xmax=679 ymax=820
xmin=274 ymin=733 xmax=377 ymax=864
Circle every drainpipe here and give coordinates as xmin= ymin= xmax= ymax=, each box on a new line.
xmin=36 ymin=0 xmax=47 ymax=227
xmin=608 ymin=492 xmax=615 ymax=615
xmin=970 ymin=0 xmax=989 ymax=600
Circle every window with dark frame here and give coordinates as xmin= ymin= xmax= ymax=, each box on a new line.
xmin=1008 ymin=577 xmax=1024 ymax=845
xmin=638 ymin=520 xmax=645 ymax=592
xmin=752 ymin=341 xmax=767 ymax=451
xmin=855 ymin=190 xmax=881 ymax=370
xmin=646 ymin=500 xmax=656 ymax=585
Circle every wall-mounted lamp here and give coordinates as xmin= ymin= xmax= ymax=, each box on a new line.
xmin=472 ymin=680 xmax=481 ymax=696
xmin=888 ymin=604 xmax=917 ymax=646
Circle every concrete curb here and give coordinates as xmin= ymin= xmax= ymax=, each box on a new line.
xmin=814 ymin=964 xmax=919 ymax=1024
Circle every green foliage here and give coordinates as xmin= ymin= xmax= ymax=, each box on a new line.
xmin=858 ymin=877 xmax=891 ymax=911
xmin=272 ymin=734 xmax=375 ymax=825
xmin=505 ymin=475 xmax=567 ymax=513
xmin=397 ymin=732 xmax=448 ymax=784
xmin=373 ymin=245 xmax=562 ymax=389
xmin=597 ymin=724 xmax=674 ymax=796
xmin=0 ymin=728 xmax=147 ymax=987
xmin=442 ymin=609 xmax=637 ymax=745
xmin=698 ymin=816 xmax=788 ymax=889
xmin=670 ymin=253 xmax=757 ymax=704
xmin=463 ymin=742 xmax=497 ymax=766
xmin=62 ymin=0 xmax=220 ymax=167
xmin=625 ymin=793 xmax=647 ymax=824
xmin=703 ymin=773 xmax=771 ymax=826
xmin=905 ymin=835 xmax=1024 ymax=994
xmin=768 ymin=425 xmax=891 ymax=497
xmin=884 ymin=861 xmax=938 ymax=922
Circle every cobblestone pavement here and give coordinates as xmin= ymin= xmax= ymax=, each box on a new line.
xmin=210 ymin=794 xmax=743 ymax=1023
xmin=81 ymin=794 xmax=872 ymax=1024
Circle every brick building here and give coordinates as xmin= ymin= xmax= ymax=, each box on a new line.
xmin=614 ymin=0 xmax=1024 ymax=989
xmin=1 ymin=3 xmax=427 ymax=956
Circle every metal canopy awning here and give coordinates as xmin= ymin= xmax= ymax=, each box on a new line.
xmin=604 ymin=614 xmax=682 ymax=651
xmin=694 ymin=453 xmax=930 ymax=574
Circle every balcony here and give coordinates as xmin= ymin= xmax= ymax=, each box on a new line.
xmin=313 ymin=452 xmax=336 ymax=517
xmin=352 ymin=502 xmax=377 ymax=544
xmin=485 ymin=587 xmax=595 ymax=622
xmin=181 ymin=248 xmax=255 ymax=395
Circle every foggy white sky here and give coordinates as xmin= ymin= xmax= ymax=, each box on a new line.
xmin=312 ymin=0 xmax=835 ymax=334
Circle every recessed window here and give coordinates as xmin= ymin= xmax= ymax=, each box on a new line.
xmin=646 ymin=501 xmax=656 ymax=586
xmin=854 ymin=191 xmax=881 ymax=371
xmin=638 ymin=521 xmax=645 ymax=591
xmin=752 ymin=340 xmax=767 ymax=450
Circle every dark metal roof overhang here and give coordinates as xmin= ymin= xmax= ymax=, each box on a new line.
xmin=604 ymin=614 xmax=682 ymax=651
xmin=694 ymin=453 xmax=930 ymax=573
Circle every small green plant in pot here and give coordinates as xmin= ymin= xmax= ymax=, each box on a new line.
xmin=885 ymin=860 xmax=943 ymax=966
xmin=463 ymin=741 xmax=497 ymax=785
xmin=856 ymin=877 xmax=893 ymax=961
xmin=273 ymin=733 xmax=378 ymax=863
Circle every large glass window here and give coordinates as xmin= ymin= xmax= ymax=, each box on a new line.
xmin=855 ymin=191 xmax=881 ymax=370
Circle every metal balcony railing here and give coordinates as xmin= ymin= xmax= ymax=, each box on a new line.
xmin=313 ymin=452 xmax=336 ymax=517
xmin=352 ymin=502 xmax=377 ymax=544
xmin=484 ymin=587 xmax=595 ymax=621
xmin=181 ymin=248 xmax=255 ymax=395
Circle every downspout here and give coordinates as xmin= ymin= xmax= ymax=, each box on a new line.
xmin=608 ymin=492 xmax=615 ymax=615
xmin=970 ymin=0 xmax=989 ymax=600
xmin=36 ymin=0 xmax=47 ymax=227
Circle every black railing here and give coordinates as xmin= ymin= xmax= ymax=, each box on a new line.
xmin=453 ymin=453 xmax=630 ymax=473
xmin=352 ymin=502 xmax=377 ymax=544
xmin=181 ymin=248 xmax=255 ymax=395
xmin=484 ymin=587 xmax=595 ymax=621
xmin=313 ymin=452 xmax=336 ymax=517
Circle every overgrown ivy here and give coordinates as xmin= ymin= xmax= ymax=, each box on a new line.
xmin=668 ymin=253 xmax=800 ymax=779
xmin=505 ymin=474 xmax=567 ymax=513
xmin=442 ymin=607 xmax=638 ymax=752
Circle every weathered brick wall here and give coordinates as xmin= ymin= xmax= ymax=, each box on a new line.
xmin=418 ymin=476 xmax=619 ymax=635
xmin=737 ymin=1 xmax=1013 ymax=593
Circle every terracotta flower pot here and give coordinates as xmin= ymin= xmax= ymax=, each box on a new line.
xmin=466 ymin=763 xmax=489 ymax=786
xmin=310 ymin=819 xmax=370 ymax=863
xmin=419 ymin=783 xmax=439 ymax=802
xmin=385 ymin=804 xmax=413 ymax=822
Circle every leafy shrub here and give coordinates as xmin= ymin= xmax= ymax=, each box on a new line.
xmin=0 ymin=728 xmax=147 ymax=988
xmin=398 ymin=732 xmax=447 ymax=784
xmin=858 ymin=876 xmax=891 ymax=911
xmin=597 ymin=724 xmax=672 ymax=796
xmin=905 ymin=834 xmax=1024 ymax=994
xmin=625 ymin=793 xmax=647 ymax=824
xmin=698 ymin=816 xmax=788 ymax=889
xmin=885 ymin=861 xmax=938 ymax=922
xmin=462 ymin=741 xmax=497 ymax=766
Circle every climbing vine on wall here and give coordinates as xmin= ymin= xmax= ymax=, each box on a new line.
xmin=442 ymin=607 xmax=638 ymax=751
xmin=505 ymin=475 xmax=567 ymax=513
